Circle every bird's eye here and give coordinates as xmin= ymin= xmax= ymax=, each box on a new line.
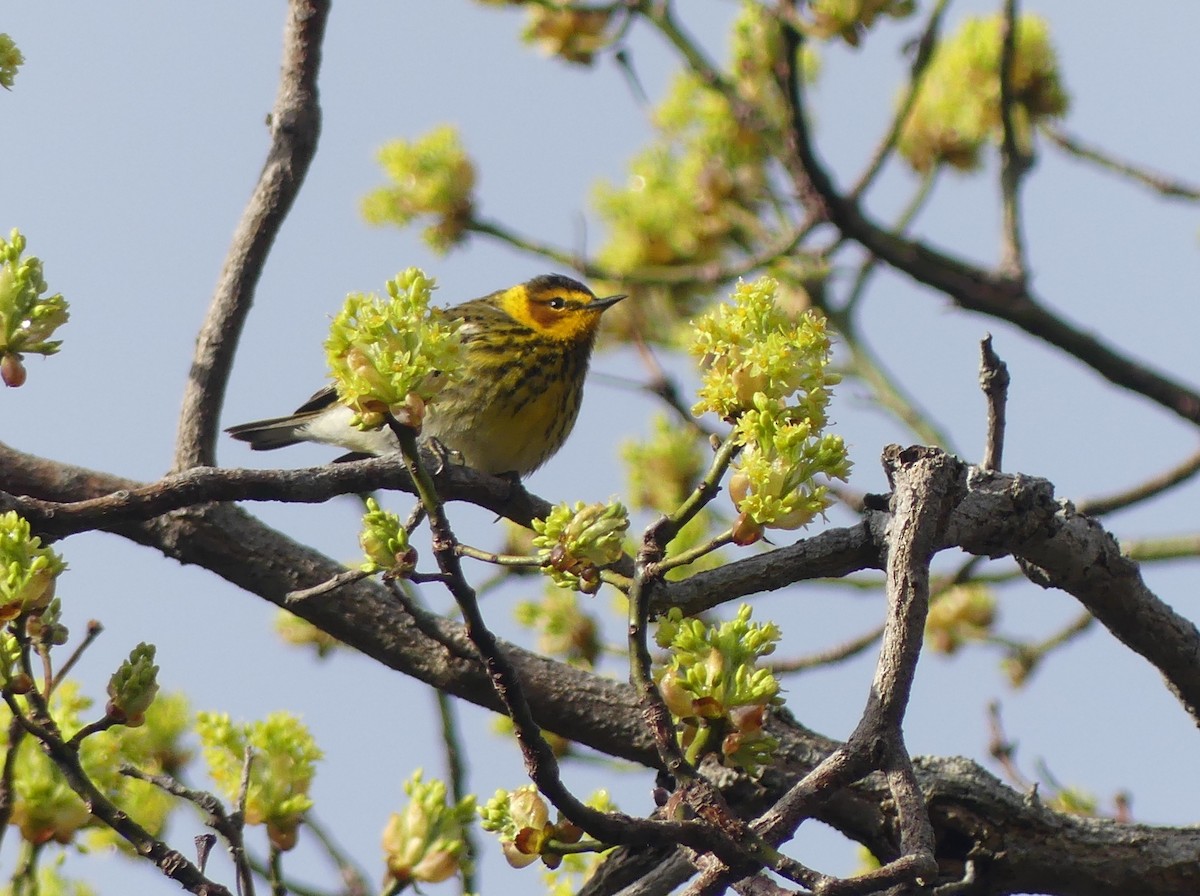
xmin=546 ymin=296 xmax=567 ymax=310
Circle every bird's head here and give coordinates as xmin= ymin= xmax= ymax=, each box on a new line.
xmin=495 ymin=274 xmax=625 ymax=343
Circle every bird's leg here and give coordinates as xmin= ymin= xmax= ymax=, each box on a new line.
xmin=422 ymin=437 xmax=463 ymax=475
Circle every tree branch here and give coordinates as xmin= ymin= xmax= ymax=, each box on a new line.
xmin=771 ymin=18 xmax=1200 ymax=428
xmin=1042 ymin=125 xmax=1200 ymax=201
xmin=978 ymin=335 xmax=1010 ymax=472
xmin=996 ymin=0 xmax=1029 ymax=278
xmin=4 ymin=442 xmax=1200 ymax=892
xmin=173 ymin=0 xmax=329 ymax=470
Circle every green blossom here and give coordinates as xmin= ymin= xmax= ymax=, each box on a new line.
xmin=898 ymin=14 xmax=1069 ymax=173
xmin=690 ymin=278 xmax=849 ymax=536
xmin=520 ymin=7 xmax=614 ymax=65
xmin=622 ymin=414 xmax=705 ymax=513
xmin=481 ymin=785 xmax=549 ymax=869
xmin=358 ymin=497 xmax=414 ymax=575
xmin=275 ymin=611 xmax=341 ymax=658
xmin=515 ymin=587 xmax=601 ymax=669
xmin=655 ymin=605 xmax=782 ymax=772
xmin=691 ymin=277 xmax=839 ymax=419
xmin=621 ymin=420 xmax=727 ymax=576
xmin=532 ymin=500 xmax=629 ymax=594
xmin=4 ymin=684 xmax=93 ymax=845
xmin=592 ymin=3 xmax=815 ymax=345
xmin=0 ymin=866 xmax=96 ymax=896
xmin=85 ymin=692 xmax=192 ymax=853
xmin=196 ymin=710 xmax=322 ymax=851
xmin=382 ymin=770 xmax=476 ymax=886
xmin=537 ymin=791 xmax=616 ymax=895
xmin=0 ymin=229 xmax=69 ymax=387
xmin=0 ymin=630 xmax=19 ymax=686
xmin=362 ymin=126 xmax=476 ymax=252
xmin=0 ymin=511 xmax=66 ymax=621
xmin=0 ymin=34 xmax=23 ymax=89
xmin=25 ymin=596 xmax=69 ymax=651
xmin=1047 ymin=786 xmax=1099 ymax=817
xmin=926 ymin=584 xmax=997 ymax=654
xmin=801 ymin=0 xmax=915 ymax=46
xmin=325 ymin=267 xmax=464 ymax=432
xmin=105 ymin=642 xmax=159 ymax=727
xmin=729 ymin=396 xmax=850 ymax=532
xmin=480 ymin=785 xmax=589 ymax=871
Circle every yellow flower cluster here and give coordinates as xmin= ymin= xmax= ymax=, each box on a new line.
xmin=196 ymin=710 xmax=322 ymax=851
xmin=899 ymin=14 xmax=1069 ymax=173
xmin=362 ymin=126 xmax=476 ymax=252
xmin=325 ymin=268 xmax=463 ymax=432
xmin=691 ymin=277 xmax=850 ymax=534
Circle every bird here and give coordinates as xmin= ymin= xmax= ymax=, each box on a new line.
xmin=226 ymin=274 xmax=625 ymax=477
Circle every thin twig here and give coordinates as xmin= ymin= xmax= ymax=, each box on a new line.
xmin=654 ymin=530 xmax=734 ymax=574
xmin=235 ymin=745 xmax=256 ymax=896
xmin=467 ymin=215 xmax=814 ymax=290
xmin=0 ymin=713 xmax=24 ymax=851
xmin=986 ymin=701 xmax=1032 ymax=792
xmin=1042 ymin=125 xmax=1200 ymax=201
xmin=48 ymin=618 xmax=103 ymax=693
xmin=841 ymin=166 xmax=939 ymax=313
xmin=979 ymin=335 xmax=1010 ymax=472
xmin=849 ymin=0 xmax=952 ymax=198
xmin=268 ymin=846 xmax=285 ymax=896
xmin=1077 ymin=445 xmax=1200 ymax=516
xmin=996 ymin=0 xmax=1029 ymax=278
xmin=989 ymin=610 xmax=1094 ymax=686
xmin=767 ymin=0 xmax=1200 ymax=427
xmin=286 ymin=568 xmax=371 ymax=602
xmin=768 ymin=624 xmax=884 ymax=675
xmin=302 ymin=814 xmax=371 ymax=896
xmin=435 ymin=690 xmax=479 ymax=896
xmin=455 ymin=544 xmax=545 ymax=568
xmin=2 ymin=693 xmax=233 ymax=895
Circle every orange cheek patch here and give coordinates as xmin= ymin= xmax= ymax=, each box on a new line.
xmin=525 ymin=302 xmax=562 ymax=331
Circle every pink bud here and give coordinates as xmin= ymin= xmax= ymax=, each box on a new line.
xmin=2 ymin=353 xmax=26 ymax=387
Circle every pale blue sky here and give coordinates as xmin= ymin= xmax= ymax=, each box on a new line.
xmin=4 ymin=3 xmax=1200 ymax=892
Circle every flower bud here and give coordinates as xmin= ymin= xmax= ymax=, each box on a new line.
xmin=2 ymin=353 xmax=25 ymax=387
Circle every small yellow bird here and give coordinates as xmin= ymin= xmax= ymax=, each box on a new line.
xmin=226 ymin=274 xmax=624 ymax=476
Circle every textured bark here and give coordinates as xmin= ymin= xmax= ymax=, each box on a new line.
xmin=3 ymin=440 xmax=1199 ymax=893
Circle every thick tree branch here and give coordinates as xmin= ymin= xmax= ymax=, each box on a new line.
xmin=0 ymin=448 xmax=553 ymax=541
xmin=749 ymin=447 xmax=960 ymax=895
xmin=173 ymin=0 xmax=329 ymax=471
xmin=5 ymin=441 xmax=1199 ymax=730
xmin=4 ymin=443 xmax=1200 ymax=893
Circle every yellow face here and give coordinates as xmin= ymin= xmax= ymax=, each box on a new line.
xmin=497 ymin=275 xmax=625 ymax=343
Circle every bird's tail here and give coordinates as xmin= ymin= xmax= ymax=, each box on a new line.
xmin=225 ymin=413 xmax=316 ymax=450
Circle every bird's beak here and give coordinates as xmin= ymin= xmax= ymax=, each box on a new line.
xmin=591 ymin=293 xmax=627 ymax=311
